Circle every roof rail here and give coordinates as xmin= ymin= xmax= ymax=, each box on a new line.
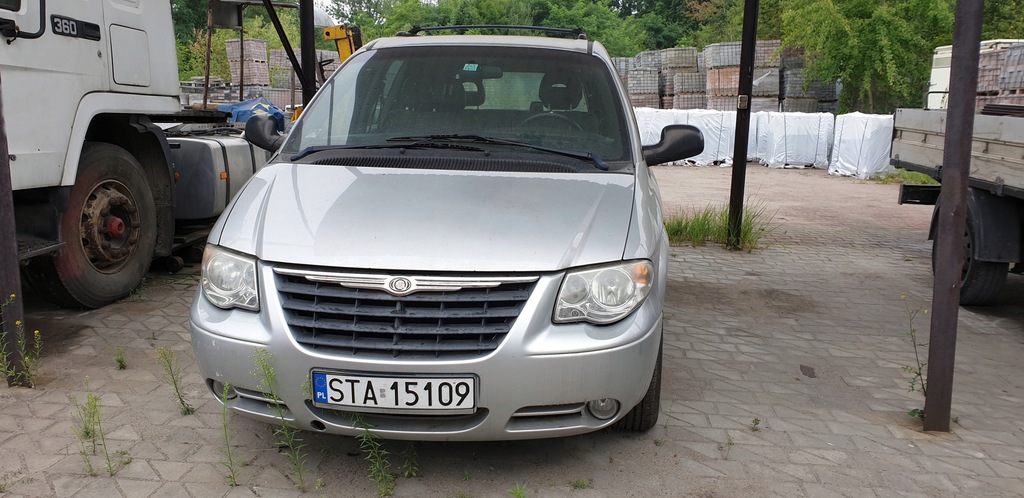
xmin=396 ymin=25 xmax=586 ymax=40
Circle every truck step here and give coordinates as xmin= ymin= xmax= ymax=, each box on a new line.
xmin=17 ymin=239 xmax=64 ymax=260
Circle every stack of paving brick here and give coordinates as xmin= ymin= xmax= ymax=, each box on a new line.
xmin=658 ymin=47 xmax=701 ymax=109
xmin=226 ymin=39 xmax=270 ymax=87
xmin=997 ymin=44 xmax=1024 ymax=107
xmin=629 ymin=50 xmax=662 ymax=108
xmin=780 ymin=46 xmax=840 ymax=113
xmin=704 ymin=40 xmax=781 ymax=112
xmin=612 ymin=57 xmax=632 ymax=89
xmin=267 ymin=49 xmax=344 ymax=90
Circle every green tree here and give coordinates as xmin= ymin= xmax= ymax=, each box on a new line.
xmin=783 ymin=0 xmax=954 ymax=113
xmin=678 ymin=0 xmax=782 ymax=48
xmin=542 ymin=0 xmax=645 ymax=56
xmin=983 ymin=0 xmax=1024 ymax=39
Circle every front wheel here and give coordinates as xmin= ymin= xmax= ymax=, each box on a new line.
xmin=614 ymin=338 xmax=662 ymax=431
xmin=24 ymin=143 xmax=157 ymax=308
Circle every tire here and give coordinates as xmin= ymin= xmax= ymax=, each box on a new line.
xmin=614 ymin=338 xmax=662 ymax=432
xmin=932 ymin=213 xmax=1008 ymax=306
xmin=24 ymin=143 xmax=157 ymax=308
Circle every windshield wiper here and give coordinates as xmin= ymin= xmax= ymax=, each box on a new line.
xmin=387 ymin=134 xmax=610 ymax=171
xmin=291 ymin=141 xmax=484 ymax=161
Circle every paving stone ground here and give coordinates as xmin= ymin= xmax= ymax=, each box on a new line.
xmin=1 ymin=166 xmax=1022 ymax=498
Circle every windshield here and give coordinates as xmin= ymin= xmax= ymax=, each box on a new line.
xmin=280 ymin=44 xmax=632 ymax=167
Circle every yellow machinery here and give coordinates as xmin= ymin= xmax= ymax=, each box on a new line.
xmin=290 ymin=25 xmax=362 ymax=121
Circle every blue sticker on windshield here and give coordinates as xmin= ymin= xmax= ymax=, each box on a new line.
xmin=463 ymin=63 xmax=479 ymax=72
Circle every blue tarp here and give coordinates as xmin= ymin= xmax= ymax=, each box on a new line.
xmin=218 ymin=98 xmax=285 ymax=132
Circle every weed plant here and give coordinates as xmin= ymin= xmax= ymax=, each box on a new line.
xmin=70 ymin=380 xmax=125 ymax=476
xmin=0 ymin=294 xmax=43 ymax=387
xmin=663 ymin=201 xmax=776 ymax=251
xmin=401 ymin=442 xmax=420 ymax=478
xmin=900 ymin=295 xmax=928 ymax=419
xmin=220 ymin=382 xmax=242 ymax=486
xmin=157 ymin=348 xmax=195 ymax=415
xmin=353 ymin=413 xmax=396 ymax=497
xmin=571 ymin=478 xmax=589 ymax=490
xmin=507 ymin=483 xmax=528 ymax=497
xmin=252 ymin=349 xmax=310 ymax=491
xmin=750 ymin=417 xmax=761 ymax=431
xmin=114 ymin=347 xmax=127 ymax=370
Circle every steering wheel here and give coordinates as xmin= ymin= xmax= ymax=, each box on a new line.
xmin=521 ymin=112 xmax=583 ymax=131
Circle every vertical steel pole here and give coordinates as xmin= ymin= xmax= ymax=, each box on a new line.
xmin=299 ymin=0 xmax=317 ymax=106
xmin=0 ymin=70 xmax=29 ymax=387
xmin=923 ymin=0 xmax=984 ymax=432
xmin=202 ymin=0 xmax=215 ymax=109
xmin=727 ymin=0 xmax=760 ymax=250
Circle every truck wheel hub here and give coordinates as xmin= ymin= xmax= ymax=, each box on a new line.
xmin=80 ymin=181 xmax=141 ymax=273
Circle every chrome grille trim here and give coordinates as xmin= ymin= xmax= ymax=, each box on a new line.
xmin=275 ymin=268 xmax=538 ymax=359
xmin=275 ymin=268 xmax=538 ymax=297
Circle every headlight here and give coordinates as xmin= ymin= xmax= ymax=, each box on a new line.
xmin=201 ymin=245 xmax=259 ymax=311
xmin=553 ymin=260 xmax=653 ymax=324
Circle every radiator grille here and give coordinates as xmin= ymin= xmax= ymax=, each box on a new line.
xmin=277 ymin=270 xmax=536 ymax=359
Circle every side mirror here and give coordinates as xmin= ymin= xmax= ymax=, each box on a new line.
xmin=244 ymin=114 xmax=285 ymax=152
xmin=642 ymin=124 xmax=704 ymax=166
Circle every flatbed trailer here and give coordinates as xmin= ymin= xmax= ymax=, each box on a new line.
xmin=893 ymin=108 xmax=1024 ymax=305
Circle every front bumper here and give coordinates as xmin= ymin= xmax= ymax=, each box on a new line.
xmin=189 ymin=264 xmax=663 ymax=441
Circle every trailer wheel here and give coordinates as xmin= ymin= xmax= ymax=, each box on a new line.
xmin=25 ymin=143 xmax=157 ymax=308
xmin=933 ymin=214 xmax=1008 ymax=306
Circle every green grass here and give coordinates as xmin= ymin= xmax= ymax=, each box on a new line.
xmin=873 ymin=168 xmax=939 ymax=185
xmin=664 ymin=201 xmax=776 ymax=251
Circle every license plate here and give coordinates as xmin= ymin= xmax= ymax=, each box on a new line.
xmin=311 ymin=371 xmax=476 ymax=415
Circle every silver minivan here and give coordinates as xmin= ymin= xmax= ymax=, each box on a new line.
xmin=190 ymin=27 xmax=702 ymax=441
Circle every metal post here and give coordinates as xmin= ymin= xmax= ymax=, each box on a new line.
xmin=0 ymin=70 xmax=29 ymax=387
xmin=260 ymin=0 xmax=314 ymax=103
xmin=924 ymin=0 xmax=984 ymax=432
xmin=299 ymin=0 xmax=316 ymax=106
xmin=238 ymin=5 xmax=245 ymax=102
xmin=726 ymin=0 xmax=760 ymax=250
xmin=202 ymin=0 xmax=215 ymax=109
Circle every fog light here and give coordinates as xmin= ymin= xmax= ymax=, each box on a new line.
xmin=587 ymin=398 xmax=620 ymax=420
xmin=209 ymin=379 xmax=237 ymax=400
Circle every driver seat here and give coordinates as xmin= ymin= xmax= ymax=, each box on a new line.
xmin=536 ymin=71 xmax=596 ymax=132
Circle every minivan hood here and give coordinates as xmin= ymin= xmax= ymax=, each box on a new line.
xmin=213 ymin=164 xmax=636 ymax=272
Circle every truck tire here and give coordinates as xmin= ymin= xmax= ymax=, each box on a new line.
xmin=24 ymin=143 xmax=157 ymax=308
xmin=614 ymin=339 xmax=662 ymax=432
xmin=933 ymin=215 xmax=1008 ymax=306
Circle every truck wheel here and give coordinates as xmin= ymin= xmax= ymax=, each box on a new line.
xmin=614 ymin=339 xmax=662 ymax=431
xmin=933 ymin=215 xmax=1008 ymax=306
xmin=25 ymin=143 xmax=157 ymax=308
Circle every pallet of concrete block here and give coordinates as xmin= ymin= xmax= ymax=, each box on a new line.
xmin=628 ymin=69 xmax=659 ymax=94
xmin=660 ymin=47 xmax=699 ymax=69
xmin=781 ymin=97 xmax=818 ymax=113
xmin=703 ymin=40 xmax=781 ymax=69
xmin=673 ymin=73 xmax=706 ymax=94
xmin=751 ymin=68 xmax=780 ymax=96
xmin=1000 ymin=44 xmax=1024 ymax=92
xmin=782 ymin=68 xmax=837 ymax=100
xmin=612 ymin=57 xmax=633 ymax=78
xmin=754 ymin=40 xmax=782 ymax=67
xmin=760 ymin=112 xmax=834 ymax=169
xmin=630 ymin=93 xmax=660 ymax=109
xmin=672 ymin=93 xmax=707 ymax=110
xmin=707 ymin=95 xmax=777 ymax=112
xmin=707 ymin=67 xmax=739 ymax=96
xmin=230 ymin=59 xmax=270 ymax=86
xmin=828 ymin=113 xmax=894 ymax=179
xmin=226 ymin=39 xmax=268 ymax=62
xmin=978 ymin=46 xmax=1012 ymax=94
xmin=634 ymin=50 xmax=663 ymax=70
